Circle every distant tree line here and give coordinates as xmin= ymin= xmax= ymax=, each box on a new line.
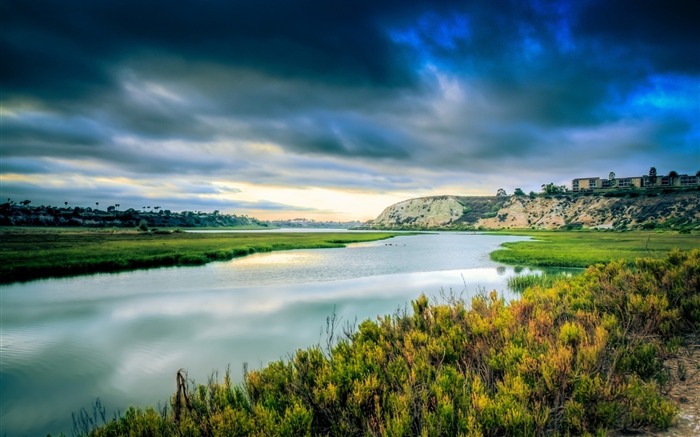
xmin=0 ymin=202 xmax=270 ymax=228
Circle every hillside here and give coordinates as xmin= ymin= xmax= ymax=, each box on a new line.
xmin=368 ymin=190 xmax=700 ymax=230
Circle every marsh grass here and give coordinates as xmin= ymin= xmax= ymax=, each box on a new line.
xmin=0 ymin=230 xmax=401 ymax=284
xmin=489 ymin=230 xmax=700 ymax=267
xmin=506 ymin=272 xmax=570 ymax=292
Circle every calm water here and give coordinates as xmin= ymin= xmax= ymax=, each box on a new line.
xmin=1 ymin=232 xmax=541 ymax=436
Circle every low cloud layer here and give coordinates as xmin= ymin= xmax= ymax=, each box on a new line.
xmin=2 ymin=0 xmax=698 ymax=219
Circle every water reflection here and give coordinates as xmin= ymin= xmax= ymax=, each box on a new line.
xmin=1 ymin=233 xmax=541 ymax=436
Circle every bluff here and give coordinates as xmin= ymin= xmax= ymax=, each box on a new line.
xmin=368 ymin=191 xmax=700 ymax=230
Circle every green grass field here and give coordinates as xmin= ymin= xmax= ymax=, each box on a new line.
xmin=490 ymin=230 xmax=700 ymax=267
xmin=0 ymin=228 xmax=400 ymax=284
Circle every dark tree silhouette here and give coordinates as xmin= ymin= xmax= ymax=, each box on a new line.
xmin=541 ymin=183 xmax=565 ymax=195
xmin=649 ymin=167 xmax=657 ymax=184
xmin=668 ymin=171 xmax=679 ymax=186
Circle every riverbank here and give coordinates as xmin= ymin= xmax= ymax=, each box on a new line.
xmin=0 ymin=229 xmax=401 ymax=284
xmin=488 ymin=230 xmax=700 ymax=267
xmin=3 ymin=228 xmax=697 ymax=284
xmin=58 ymin=250 xmax=700 ymax=436
xmin=489 ymin=231 xmax=700 ymax=436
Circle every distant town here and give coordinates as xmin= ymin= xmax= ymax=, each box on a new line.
xmin=571 ymin=168 xmax=699 ymax=192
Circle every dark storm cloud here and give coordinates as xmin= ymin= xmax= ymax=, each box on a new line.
xmin=575 ymin=0 xmax=700 ymax=73
xmin=258 ymin=113 xmax=412 ymax=159
xmin=1 ymin=0 xmax=425 ymax=101
xmin=2 ymin=112 xmax=232 ymax=175
xmin=4 ymin=0 xmax=695 ymax=106
xmin=386 ymin=0 xmax=697 ymax=128
xmin=2 ymin=0 xmax=698 ymax=215
xmin=3 ymin=112 xmax=107 ymax=153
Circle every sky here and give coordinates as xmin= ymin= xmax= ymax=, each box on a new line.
xmin=2 ymin=0 xmax=699 ymax=221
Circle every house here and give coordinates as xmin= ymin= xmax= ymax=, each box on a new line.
xmin=572 ymin=172 xmax=697 ymax=191
xmin=614 ymin=177 xmax=643 ymax=189
xmin=680 ymin=175 xmax=698 ymax=186
xmin=571 ymin=177 xmax=601 ymax=192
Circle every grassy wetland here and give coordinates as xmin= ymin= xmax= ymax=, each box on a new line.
xmin=0 ymin=228 xmax=400 ymax=284
xmin=3 ymin=228 xmax=696 ymax=284
xmin=489 ymin=230 xmax=700 ymax=267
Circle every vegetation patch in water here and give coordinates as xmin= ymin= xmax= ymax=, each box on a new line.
xmin=489 ymin=230 xmax=700 ymax=267
xmin=506 ymin=272 xmax=570 ymax=292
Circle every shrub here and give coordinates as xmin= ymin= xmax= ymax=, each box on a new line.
xmin=138 ymin=219 xmax=149 ymax=232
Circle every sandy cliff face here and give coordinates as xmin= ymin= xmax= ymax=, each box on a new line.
xmin=370 ymin=192 xmax=700 ymax=230
xmin=372 ymin=196 xmax=469 ymax=228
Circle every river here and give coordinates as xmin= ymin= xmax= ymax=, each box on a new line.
xmin=2 ymin=232 xmax=546 ymax=436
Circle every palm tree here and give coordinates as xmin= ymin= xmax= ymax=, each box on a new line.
xmin=668 ymin=170 xmax=679 ymax=186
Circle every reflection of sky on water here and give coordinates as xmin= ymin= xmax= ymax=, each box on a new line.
xmin=233 ymin=249 xmax=326 ymax=267
xmin=1 ymin=233 xmax=540 ymax=436
xmin=110 ymin=267 xmax=516 ymax=320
